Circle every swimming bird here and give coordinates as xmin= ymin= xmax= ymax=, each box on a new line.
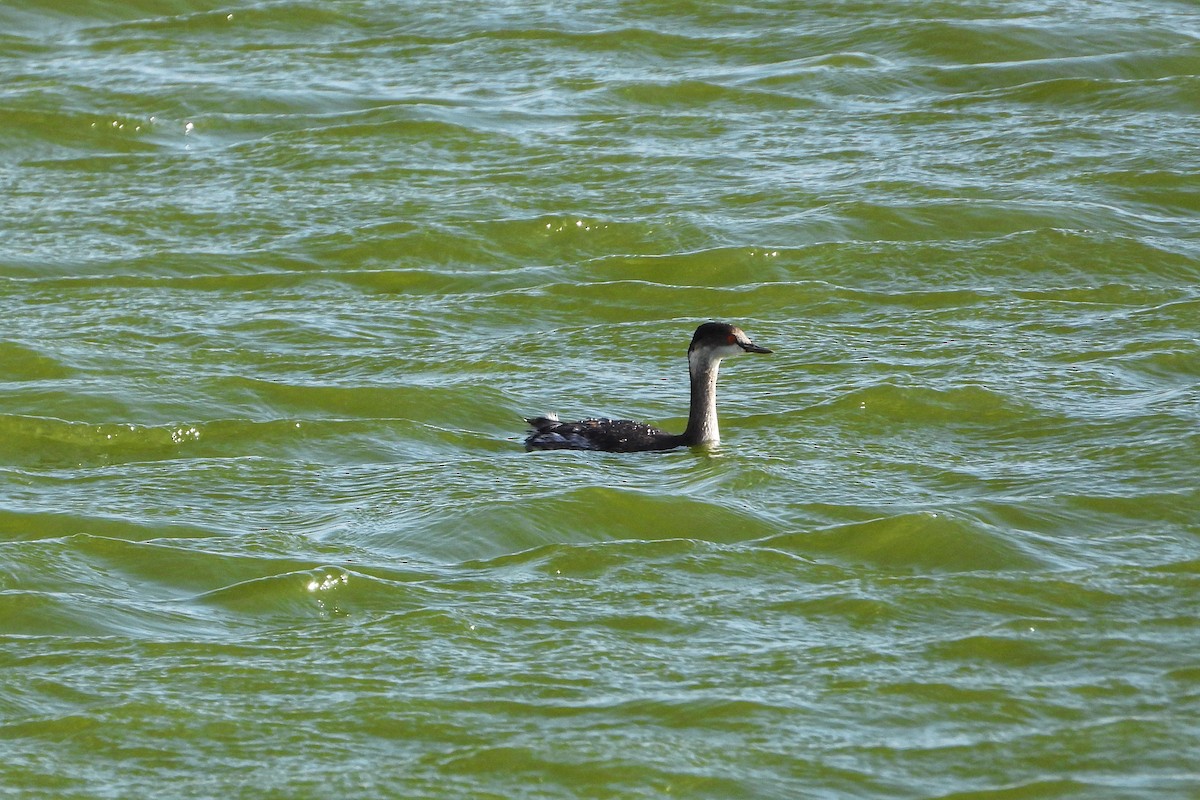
xmin=524 ymin=322 xmax=771 ymax=452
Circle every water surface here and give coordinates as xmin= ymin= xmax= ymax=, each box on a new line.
xmin=2 ymin=0 xmax=1199 ymax=797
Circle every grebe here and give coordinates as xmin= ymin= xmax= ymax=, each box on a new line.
xmin=524 ymin=322 xmax=771 ymax=452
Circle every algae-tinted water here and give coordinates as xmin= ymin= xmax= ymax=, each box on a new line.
xmin=2 ymin=1 xmax=1199 ymax=797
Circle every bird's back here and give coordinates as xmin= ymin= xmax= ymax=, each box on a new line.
xmin=524 ymin=415 xmax=682 ymax=452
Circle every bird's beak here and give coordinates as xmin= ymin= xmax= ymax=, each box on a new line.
xmin=741 ymin=342 xmax=772 ymax=354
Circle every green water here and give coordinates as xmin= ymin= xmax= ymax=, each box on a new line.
xmin=2 ymin=0 xmax=1199 ymax=797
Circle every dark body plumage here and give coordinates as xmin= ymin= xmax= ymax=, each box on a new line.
xmin=524 ymin=322 xmax=771 ymax=453
xmin=524 ymin=415 xmax=684 ymax=452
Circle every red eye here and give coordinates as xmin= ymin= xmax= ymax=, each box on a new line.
xmin=726 ymin=334 xmax=736 ymax=344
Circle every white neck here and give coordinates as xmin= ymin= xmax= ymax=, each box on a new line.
xmin=683 ymin=350 xmax=723 ymax=445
